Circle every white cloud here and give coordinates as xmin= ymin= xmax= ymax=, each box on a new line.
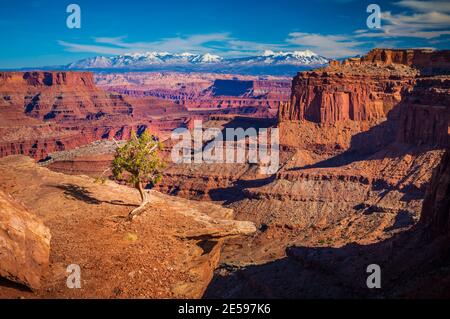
xmin=58 ymin=41 xmax=126 ymax=55
xmin=286 ymin=32 xmax=365 ymax=58
xmin=224 ymin=39 xmax=287 ymax=55
xmin=357 ymin=1 xmax=450 ymax=39
xmin=59 ymin=33 xmax=233 ymax=55
xmin=395 ymin=0 xmax=450 ymax=13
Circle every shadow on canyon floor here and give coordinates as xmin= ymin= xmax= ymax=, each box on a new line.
xmin=208 ymin=174 xmax=276 ymax=204
xmin=383 ymin=210 xmax=415 ymax=232
xmin=221 ymin=117 xmax=278 ymax=131
xmin=290 ymin=120 xmax=408 ymax=171
xmin=204 ymin=226 xmax=450 ymax=299
xmin=50 ymin=183 xmax=138 ymax=207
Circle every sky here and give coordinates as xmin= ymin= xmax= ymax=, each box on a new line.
xmin=0 ymin=0 xmax=449 ymax=68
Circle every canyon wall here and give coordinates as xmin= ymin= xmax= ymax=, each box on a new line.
xmin=279 ymin=49 xmax=449 ymax=149
xmin=0 ymin=71 xmax=133 ymax=121
xmin=98 ymin=72 xmax=291 ymax=119
xmin=279 ymin=71 xmax=415 ymax=123
xmin=420 ymin=149 xmax=450 ymax=238
xmin=0 ymin=71 xmax=188 ymax=160
xmin=397 ymin=77 xmax=450 ymax=147
xmin=155 ymin=49 xmax=450 ymax=269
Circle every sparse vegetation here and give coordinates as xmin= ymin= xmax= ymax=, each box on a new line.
xmin=112 ymin=130 xmax=165 ymax=220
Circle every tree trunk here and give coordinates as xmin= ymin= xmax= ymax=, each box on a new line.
xmin=136 ymin=181 xmax=149 ymax=204
xmin=128 ymin=181 xmax=150 ymax=221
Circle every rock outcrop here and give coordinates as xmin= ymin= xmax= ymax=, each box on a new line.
xmin=279 ymin=70 xmax=415 ymax=123
xmin=359 ymin=48 xmax=450 ymax=75
xmin=0 ymin=71 xmax=132 ymax=121
xmin=397 ymin=77 xmax=450 ymax=148
xmin=279 ymin=49 xmax=449 ymax=153
xmin=0 ymin=155 xmax=255 ymax=298
xmin=420 ymin=149 xmax=450 ymax=238
xmin=0 ymin=189 xmax=51 ymax=289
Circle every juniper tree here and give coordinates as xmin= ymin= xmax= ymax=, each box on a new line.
xmin=112 ymin=130 xmax=165 ymax=220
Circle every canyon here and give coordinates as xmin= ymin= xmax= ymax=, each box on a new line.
xmin=164 ymin=48 xmax=450 ymax=297
xmin=96 ymin=72 xmax=291 ymax=118
xmin=0 ymin=71 xmax=290 ymax=161
xmin=0 ymin=71 xmax=189 ymax=160
xmin=0 ymin=48 xmax=449 ymax=298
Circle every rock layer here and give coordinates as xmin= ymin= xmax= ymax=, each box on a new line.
xmin=0 ymin=71 xmax=132 ymax=121
xmin=420 ymin=148 xmax=450 ymax=238
xmin=397 ymin=77 xmax=450 ymax=147
xmin=359 ymin=48 xmax=450 ymax=75
xmin=0 ymin=189 xmax=51 ymax=289
xmin=0 ymin=71 xmax=189 ymax=160
xmin=279 ymin=71 xmax=415 ymax=123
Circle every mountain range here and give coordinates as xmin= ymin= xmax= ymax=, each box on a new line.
xmin=65 ymin=50 xmax=329 ymax=76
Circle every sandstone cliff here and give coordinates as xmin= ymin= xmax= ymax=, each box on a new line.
xmin=0 ymin=71 xmax=190 ymax=160
xmin=0 ymin=71 xmax=132 ymax=121
xmin=397 ymin=77 xmax=450 ymax=148
xmin=359 ymin=48 xmax=450 ymax=75
xmin=279 ymin=70 xmax=415 ymax=124
xmin=420 ymin=149 xmax=450 ymax=239
xmin=279 ymin=49 xmax=449 ymax=150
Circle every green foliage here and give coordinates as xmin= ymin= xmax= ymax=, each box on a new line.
xmin=112 ymin=130 xmax=165 ymax=187
xmin=94 ymin=177 xmax=107 ymax=185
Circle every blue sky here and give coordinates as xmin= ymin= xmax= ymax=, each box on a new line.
xmin=0 ymin=0 xmax=449 ymax=68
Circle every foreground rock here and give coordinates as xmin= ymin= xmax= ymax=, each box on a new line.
xmin=0 ymin=155 xmax=255 ymax=298
xmin=0 ymin=190 xmax=51 ymax=289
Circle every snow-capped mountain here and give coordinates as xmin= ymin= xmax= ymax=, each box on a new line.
xmin=66 ymin=50 xmax=328 ymax=76
xmin=69 ymin=52 xmax=223 ymax=69
xmin=230 ymin=50 xmax=329 ymax=65
xmin=190 ymin=53 xmax=223 ymax=63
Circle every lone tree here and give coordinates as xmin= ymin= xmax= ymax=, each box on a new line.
xmin=112 ymin=130 xmax=165 ymax=220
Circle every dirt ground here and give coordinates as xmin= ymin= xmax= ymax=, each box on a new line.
xmin=0 ymin=155 xmax=238 ymax=299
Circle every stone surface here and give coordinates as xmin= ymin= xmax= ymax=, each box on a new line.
xmin=397 ymin=77 xmax=450 ymax=148
xmin=279 ymin=71 xmax=415 ymax=123
xmin=359 ymin=48 xmax=450 ymax=75
xmin=0 ymin=155 xmax=255 ymax=298
xmin=0 ymin=189 xmax=51 ymax=289
xmin=420 ymin=148 xmax=450 ymax=238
